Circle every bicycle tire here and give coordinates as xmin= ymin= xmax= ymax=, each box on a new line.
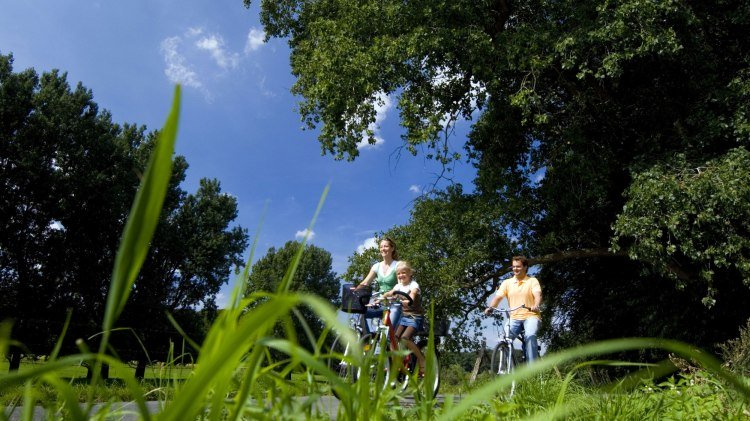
xmin=398 ymin=345 xmax=440 ymax=398
xmin=361 ymin=332 xmax=392 ymax=395
xmin=328 ymin=335 xmax=358 ymax=397
xmin=490 ymin=342 xmax=517 ymax=397
xmin=490 ymin=342 xmax=511 ymax=375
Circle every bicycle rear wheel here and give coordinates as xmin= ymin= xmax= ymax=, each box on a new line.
xmin=490 ymin=342 xmax=516 ymax=397
xmin=399 ymin=345 xmax=440 ymax=398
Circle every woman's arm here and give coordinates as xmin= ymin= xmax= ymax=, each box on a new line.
xmin=355 ymin=267 xmax=377 ymax=289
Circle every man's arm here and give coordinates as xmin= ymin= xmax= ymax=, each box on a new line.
xmin=484 ymin=292 xmax=503 ymax=315
xmin=530 ymin=278 xmax=542 ymax=312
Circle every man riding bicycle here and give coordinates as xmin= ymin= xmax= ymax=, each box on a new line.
xmin=484 ymin=255 xmax=542 ymax=362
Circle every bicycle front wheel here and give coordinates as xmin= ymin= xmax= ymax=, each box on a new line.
xmin=490 ymin=342 xmax=513 ymax=375
xmin=490 ymin=342 xmax=516 ymax=397
xmin=327 ymin=335 xmax=358 ymax=395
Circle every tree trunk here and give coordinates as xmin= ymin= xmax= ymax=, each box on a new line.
xmin=135 ymin=360 xmax=147 ymax=379
xmin=8 ymin=349 xmax=22 ymax=372
xmin=86 ymin=363 xmax=110 ymax=382
xmin=469 ymin=339 xmax=486 ymax=384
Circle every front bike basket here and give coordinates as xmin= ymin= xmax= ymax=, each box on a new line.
xmin=341 ymin=284 xmax=372 ymax=313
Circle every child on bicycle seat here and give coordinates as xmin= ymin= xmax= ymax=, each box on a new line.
xmin=383 ymin=261 xmax=426 ymax=375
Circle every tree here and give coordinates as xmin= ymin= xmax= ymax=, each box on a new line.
xmin=251 ymin=0 xmax=750 ymax=352
xmin=0 ymin=53 xmax=142 ymax=369
xmin=120 ymin=178 xmax=248 ymax=378
xmin=245 ymin=241 xmax=340 ymax=352
xmin=0 ymin=53 xmax=248 ymax=372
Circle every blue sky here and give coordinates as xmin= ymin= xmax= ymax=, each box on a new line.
xmin=1 ymin=0 xmax=478 ymax=307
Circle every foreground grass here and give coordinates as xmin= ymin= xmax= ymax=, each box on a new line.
xmin=457 ymin=369 xmax=750 ymax=420
xmin=3 ymin=358 xmax=748 ymax=420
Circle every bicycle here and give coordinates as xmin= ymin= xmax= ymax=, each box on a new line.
xmin=486 ymin=305 xmax=528 ymax=397
xmin=363 ymin=290 xmax=442 ymax=398
xmin=329 ymin=286 xmax=442 ymax=399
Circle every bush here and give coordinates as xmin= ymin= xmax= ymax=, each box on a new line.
xmin=719 ymin=318 xmax=750 ymax=377
xmin=441 ymin=363 xmax=468 ymax=387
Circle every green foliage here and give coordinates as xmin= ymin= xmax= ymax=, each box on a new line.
xmin=251 ymin=0 xmax=750 ymax=353
xmin=245 ymin=241 xmax=340 ymax=351
xmin=613 ymin=147 xmax=750 ymax=306
xmin=0 ymin=54 xmax=248 ymax=369
xmin=719 ymin=317 xmax=750 ymax=377
xmin=3 ymin=80 xmax=750 ymax=421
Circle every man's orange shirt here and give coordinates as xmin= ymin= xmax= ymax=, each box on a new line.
xmin=496 ymin=275 xmax=542 ymax=320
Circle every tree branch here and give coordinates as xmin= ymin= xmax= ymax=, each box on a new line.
xmin=493 ymin=0 xmax=512 ymax=38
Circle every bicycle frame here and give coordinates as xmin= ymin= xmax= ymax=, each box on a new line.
xmin=370 ymin=291 xmax=433 ymax=392
xmin=368 ymin=293 xmax=404 ymax=361
xmin=487 ymin=305 xmax=526 ymax=397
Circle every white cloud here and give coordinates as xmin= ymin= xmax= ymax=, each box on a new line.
xmin=409 ymin=185 xmax=422 ymax=194
xmin=245 ymin=28 xmax=265 ymax=54
xmin=295 ymin=228 xmax=315 ymax=241
xmin=356 ymin=237 xmax=378 ymax=254
xmin=49 ymin=220 xmax=65 ymax=231
xmin=357 ymin=92 xmax=392 ymax=150
xmin=187 ymin=27 xmax=204 ymax=37
xmin=215 ymin=292 xmax=227 ymax=309
xmin=257 ymin=75 xmax=276 ymax=98
xmin=160 ymin=36 xmax=203 ymax=89
xmin=160 ymin=27 xmax=256 ymax=99
xmin=196 ymin=34 xmax=239 ymax=69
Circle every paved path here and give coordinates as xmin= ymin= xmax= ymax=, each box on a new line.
xmin=5 ymin=395 xmax=454 ymax=420
xmin=4 ymin=401 xmax=164 ymax=421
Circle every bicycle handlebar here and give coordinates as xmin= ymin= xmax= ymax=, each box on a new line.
xmin=485 ymin=304 xmax=528 ymax=315
xmin=369 ymin=290 xmax=414 ymax=306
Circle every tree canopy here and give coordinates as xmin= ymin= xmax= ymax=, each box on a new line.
xmin=0 ymin=54 xmax=248 ymax=371
xmin=252 ymin=0 xmax=750 ymax=352
xmin=245 ymin=241 xmax=340 ymax=351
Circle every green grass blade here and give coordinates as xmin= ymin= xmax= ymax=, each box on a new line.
xmin=230 ymin=201 xmax=267 ymax=310
xmin=102 ymin=85 xmax=181 ymax=333
xmin=21 ymin=382 xmax=33 ymax=421
xmin=42 ymin=375 xmax=87 ymax=420
xmin=159 ymin=295 xmax=300 ymax=421
xmin=48 ymin=310 xmax=73 ymax=361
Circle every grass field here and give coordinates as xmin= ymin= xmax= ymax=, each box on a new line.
xmin=0 ymin=360 xmax=193 ymax=381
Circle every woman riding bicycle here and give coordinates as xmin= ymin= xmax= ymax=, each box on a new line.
xmin=381 ymin=261 xmax=425 ymax=377
xmin=354 ymin=237 xmax=402 ymax=331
